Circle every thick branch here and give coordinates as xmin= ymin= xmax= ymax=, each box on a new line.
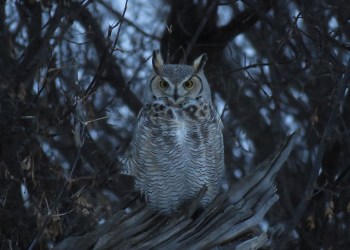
xmin=54 ymin=133 xmax=296 ymax=250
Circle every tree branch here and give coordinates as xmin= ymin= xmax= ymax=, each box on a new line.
xmin=54 ymin=133 xmax=296 ymax=250
xmin=276 ymin=58 xmax=350 ymax=248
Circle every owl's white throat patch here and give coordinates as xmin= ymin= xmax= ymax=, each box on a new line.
xmin=176 ymin=117 xmax=187 ymax=143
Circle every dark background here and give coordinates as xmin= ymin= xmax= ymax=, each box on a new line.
xmin=1 ymin=0 xmax=349 ymax=249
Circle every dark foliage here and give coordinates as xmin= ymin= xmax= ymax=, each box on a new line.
xmin=0 ymin=0 xmax=349 ymax=249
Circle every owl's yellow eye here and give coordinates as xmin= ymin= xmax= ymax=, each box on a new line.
xmin=159 ymin=80 xmax=168 ymax=89
xmin=183 ymin=80 xmax=194 ymax=89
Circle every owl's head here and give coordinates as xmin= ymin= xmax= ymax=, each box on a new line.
xmin=144 ymin=50 xmax=212 ymax=105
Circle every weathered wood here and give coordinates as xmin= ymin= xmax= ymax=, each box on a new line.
xmin=54 ymin=133 xmax=296 ymax=250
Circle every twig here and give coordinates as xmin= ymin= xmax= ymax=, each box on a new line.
xmin=84 ymin=0 xmax=128 ymax=98
xmin=27 ymin=135 xmax=84 ymax=250
xmin=208 ymin=59 xmax=296 ymax=81
xmin=27 ymin=77 xmax=89 ymax=250
xmin=275 ymin=58 xmax=350 ymax=248
xmin=181 ymin=0 xmax=219 ymax=63
xmin=97 ymin=0 xmax=161 ymax=40
xmin=111 ymin=0 xmax=128 ymax=53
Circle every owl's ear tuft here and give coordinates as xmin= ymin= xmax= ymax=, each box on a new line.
xmin=152 ymin=50 xmax=164 ymax=75
xmin=193 ymin=53 xmax=208 ymax=73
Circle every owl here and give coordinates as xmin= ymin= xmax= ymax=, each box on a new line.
xmin=120 ymin=50 xmax=224 ymax=214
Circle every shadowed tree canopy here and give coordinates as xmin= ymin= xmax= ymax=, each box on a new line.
xmin=0 ymin=0 xmax=349 ymax=249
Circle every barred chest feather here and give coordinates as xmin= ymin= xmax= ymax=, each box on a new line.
xmin=123 ymin=97 xmax=224 ymax=214
xmin=144 ymin=97 xmax=213 ymax=146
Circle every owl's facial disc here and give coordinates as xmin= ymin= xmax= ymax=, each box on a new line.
xmin=150 ymin=75 xmax=202 ymax=106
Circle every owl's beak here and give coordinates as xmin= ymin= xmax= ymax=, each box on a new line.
xmin=173 ymin=87 xmax=179 ymax=102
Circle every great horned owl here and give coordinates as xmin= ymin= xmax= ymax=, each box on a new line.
xmin=121 ymin=50 xmax=224 ymax=214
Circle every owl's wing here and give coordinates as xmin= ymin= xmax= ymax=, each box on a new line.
xmin=214 ymin=108 xmax=224 ymax=130
xmin=118 ymin=108 xmax=146 ymax=176
xmin=211 ymin=106 xmax=225 ymax=180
